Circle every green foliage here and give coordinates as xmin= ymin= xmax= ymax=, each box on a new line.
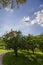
xmin=3 ymin=30 xmax=23 ymax=56
xmin=26 ymin=35 xmax=37 ymax=54
xmin=35 ymin=34 xmax=43 ymax=52
xmin=2 ymin=30 xmax=43 ymax=56
xmin=0 ymin=37 xmax=5 ymax=49
xmin=0 ymin=0 xmax=27 ymax=9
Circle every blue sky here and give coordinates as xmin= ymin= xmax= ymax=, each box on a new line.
xmin=0 ymin=0 xmax=43 ymax=36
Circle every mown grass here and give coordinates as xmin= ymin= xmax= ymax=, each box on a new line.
xmin=3 ymin=50 xmax=43 ymax=65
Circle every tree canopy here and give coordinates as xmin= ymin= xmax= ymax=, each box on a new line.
xmin=0 ymin=0 xmax=27 ymax=9
xmin=1 ymin=30 xmax=43 ymax=56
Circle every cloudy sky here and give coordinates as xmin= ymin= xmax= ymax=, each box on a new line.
xmin=0 ymin=0 xmax=43 ymax=36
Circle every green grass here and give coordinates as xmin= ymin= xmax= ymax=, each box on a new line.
xmin=3 ymin=50 xmax=43 ymax=65
xmin=0 ymin=49 xmax=8 ymax=53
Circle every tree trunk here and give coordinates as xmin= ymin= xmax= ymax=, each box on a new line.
xmin=14 ymin=47 xmax=18 ymax=57
xmin=33 ymin=49 xmax=34 ymax=54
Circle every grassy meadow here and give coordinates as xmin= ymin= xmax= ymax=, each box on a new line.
xmin=2 ymin=50 xmax=43 ymax=65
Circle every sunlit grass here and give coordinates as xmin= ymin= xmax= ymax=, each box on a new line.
xmin=0 ymin=49 xmax=8 ymax=54
xmin=3 ymin=50 xmax=43 ymax=65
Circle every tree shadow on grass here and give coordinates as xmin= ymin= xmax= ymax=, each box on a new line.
xmin=23 ymin=51 xmax=43 ymax=65
xmin=3 ymin=51 xmax=43 ymax=65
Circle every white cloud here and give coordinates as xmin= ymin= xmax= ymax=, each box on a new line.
xmin=41 ymin=24 xmax=43 ymax=27
xmin=4 ymin=4 xmax=13 ymax=13
xmin=22 ymin=16 xmax=30 ymax=22
xmin=32 ymin=10 xmax=43 ymax=27
xmin=40 ymin=4 xmax=43 ymax=7
xmin=31 ymin=20 xmax=36 ymax=25
xmin=5 ymin=7 xmax=13 ymax=13
xmin=22 ymin=10 xmax=43 ymax=27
